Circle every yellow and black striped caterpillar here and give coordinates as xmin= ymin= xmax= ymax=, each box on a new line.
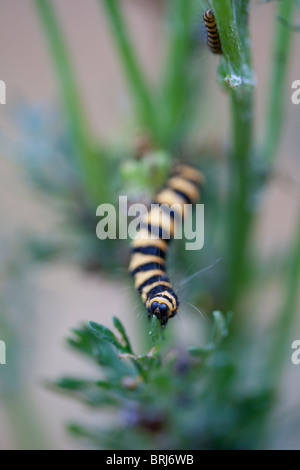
xmin=129 ymin=164 xmax=205 ymax=326
xmin=203 ymin=9 xmax=222 ymax=55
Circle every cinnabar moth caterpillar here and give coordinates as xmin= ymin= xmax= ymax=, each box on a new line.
xmin=129 ymin=164 xmax=205 ymax=326
xmin=203 ymin=9 xmax=222 ymax=55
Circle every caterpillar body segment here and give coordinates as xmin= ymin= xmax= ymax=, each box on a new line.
xmin=129 ymin=164 xmax=205 ymax=326
xmin=203 ymin=9 xmax=222 ymax=55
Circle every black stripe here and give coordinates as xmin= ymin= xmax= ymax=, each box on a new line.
xmin=172 ymin=174 xmax=201 ymax=190
xmin=208 ymin=34 xmax=221 ymax=40
xmin=204 ymin=18 xmax=215 ymax=25
xmin=131 ymin=261 xmax=165 ymax=276
xmin=156 ymin=184 xmax=189 ymax=205
xmin=171 ymin=188 xmax=192 ymax=204
xmin=131 ymin=246 xmax=166 ymax=258
xmin=159 ymin=204 xmax=176 ymax=220
xmin=208 ymin=37 xmax=221 ymax=44
xmin=140 ymin=223 xmax=172 ymax=240
xmin=136 ymin=225 xmax=171 ymax=243
xmin=208 ymin=43 xmax=221 ymax=49
xmin=208 ymin=42 xmax=222 ymax=48
xmin=205 ymin=23 xmax=218 ymax=31
xmin=204 ymin=14 xmax=215 ymax=20
xmin=146 ymin=284 xmax=175 ymax=300
xmin=186 ymin=177 xmax=202 ymax=189
xmin=169 ymin=310 xmax=178 ymax=318
xmin=209 ymin=45 xmax=222 ymax=52
xmin=138 ymin=275 xmax=170 ymax=293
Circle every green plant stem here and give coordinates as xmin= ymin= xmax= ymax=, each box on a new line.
xmin=266 ymin=208 xmax=300 ymax=387
xmin=254 ymin=207 xmax=300 ymax=446
xmin=161 ymin=0 xmax=195 ymax=144
xmin=211 ymin=0 xmax=254 ymax=309
xmin=100 ymin=0 xmax=160 ymax=142
xmin=227 ymin=88 xmax=254 ymax=308
xmin=262 ymin=0 xmax=295 ymax=163
xmin=233 ymin=0 xmax=251 ymax=64
xmin=211 ymin=0 xmax=245 ymax=75
xmin=34 ymin=0 xmax=106 ymax=205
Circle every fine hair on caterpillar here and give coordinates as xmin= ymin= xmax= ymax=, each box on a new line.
xmin=181 ymin=257 xmax=222 ymax=287
xmin=129 ymin=163 xmax=205 ymax=326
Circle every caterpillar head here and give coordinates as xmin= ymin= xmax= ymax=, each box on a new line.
xmin=149 ymin=301 xmax=170 ymax=326
xmin=147 ymin=294 xmax=178 ymax=326
xmin=205 ymin=9 xmax=214 ymax=20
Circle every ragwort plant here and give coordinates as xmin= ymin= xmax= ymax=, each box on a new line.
xmin=26 ymin=0 xmax=300 ymax=449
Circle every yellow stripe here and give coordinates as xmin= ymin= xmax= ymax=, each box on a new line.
xmin=140 ymin=206 xmax=175 ymax=237
xmin=168 ymin=177 xmax=200 ymax=203
xmin=205 ymin=17 xmax=216 ymax=24
xmin=173 ymin=165 xmax=205 ymax=185
xmin=131 ymin=236 xmax=168 ymax=251
xmin=155 ymin=188 xmax=186 ymax=210
xmin=129 ymin=254 xmax=165 ymax=272
xmin=134 ymin=269 xmax=166 ymax=290
xmin=158 ymin=290 xmax=177 ymax=310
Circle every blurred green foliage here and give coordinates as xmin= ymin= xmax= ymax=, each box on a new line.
xmin=52 ymin=313 xmax=275 ymax=450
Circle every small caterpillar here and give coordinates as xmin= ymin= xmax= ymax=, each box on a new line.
xmin=203 ymin=9 xmax=222 ymax=55
xmin=129 ymin=164 xmax=205 ymax=326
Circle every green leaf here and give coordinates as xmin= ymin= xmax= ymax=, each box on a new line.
xmin=89 ymin=321 xmax=123 ymax=351
xmin=112 ymin=317 xmax=133 ymax=353
xmin=67 ymin=326 xmax=101 ymax=359
xmin=188 ymin=312 xmax=232 ymax=358
xmin=149 ymin=316 xmax=165 ymax=347
xmin=212 ymin=311 xmax=230 ymax=346
xmin=54 ymin=377 xmax=93 ymax=391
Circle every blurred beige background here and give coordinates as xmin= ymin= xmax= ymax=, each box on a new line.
xmin=0 ymin=0 xmax=300 ymax=450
